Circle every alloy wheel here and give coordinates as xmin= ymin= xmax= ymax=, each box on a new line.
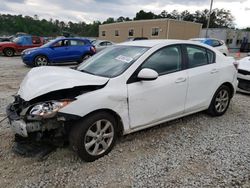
xmin=215 ymin=89 xmax=229 ymax=113
xmin=36 ymin=56 xmax=48 ymax=66
xmin=84 ymin=119 xmax=114 ymax=156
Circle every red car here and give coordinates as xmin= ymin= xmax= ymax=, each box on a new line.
xmin=0 ymin=35 xmax=43 ymax=57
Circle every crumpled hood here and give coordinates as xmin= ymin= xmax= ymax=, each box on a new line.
xmin=238 ymin=57 xmax=250 ymax=71
xmin=18 ymin=66 xmax=109 ymax=101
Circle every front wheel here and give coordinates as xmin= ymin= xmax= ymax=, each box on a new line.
xmin=69 ymin=112 xmax=118 ymax=162
xmin=34 ymin=55 xmax=49 ymax=67
xmin=207 ymin=85 xmax=231 ymax=116
xmin=3 ymin=48 xmax=14 ymax=57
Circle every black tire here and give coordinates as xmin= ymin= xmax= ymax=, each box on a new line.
xmin=207 ymin=85 xmax=231 ymax=116
xmin=33 ymin=55 xmax=49 ymax=67
xmin=3 ymin=48 xmax=14 ymax=57
xmin=69 ymin=112 xmax=118 ymax=162
xmin=77 ymin=54 xmax=92 ymax=64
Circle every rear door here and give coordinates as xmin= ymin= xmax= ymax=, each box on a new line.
xmin=67 ymin=39 xmax=86 ymax=61
xmin=184 ymin=44 xmax=219 ymax=113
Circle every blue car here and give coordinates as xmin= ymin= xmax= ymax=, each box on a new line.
xmin=190 ymin=38 xmax=229 ymax=56
xmin=21 ymin=38 xmax=96 ymax=66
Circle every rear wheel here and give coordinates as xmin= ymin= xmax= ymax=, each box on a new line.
xmin=69 ymin=112 xmax=118 ymax=162
xmin=34 ymin=55 xmax=49 ymax=67
xmin=3 ymin=48 xmax=14 ymax=57
xmin=77 ymin=54 xmax=92 ymax=64
xmin=207 ymin=85 xmax=231 ymax=116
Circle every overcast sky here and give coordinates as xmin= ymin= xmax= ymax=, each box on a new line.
xmin=0 ymin=0 xmax=250 ymax=28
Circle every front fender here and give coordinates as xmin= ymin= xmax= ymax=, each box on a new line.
xmin=59 ymin=86 xmax=130 ymax=132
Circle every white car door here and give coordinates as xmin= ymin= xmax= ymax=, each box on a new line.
xmin=184 ymin=44 xmax=219 ymax=112
xmin=127 ymin=45 xmax=188 ymax=128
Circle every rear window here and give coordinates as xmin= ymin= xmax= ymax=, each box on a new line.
xmin=70 ymin=40 xmax=85 ymax=46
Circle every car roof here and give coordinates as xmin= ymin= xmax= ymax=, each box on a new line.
xmin=191 ymin=38 xmax=222 ymax=41
xmin=54 ymin=37 xmax=89 ymax=42
xmin=117 ymin=39 xmax=210 ymax=48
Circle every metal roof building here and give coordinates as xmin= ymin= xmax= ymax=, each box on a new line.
xmin=99 ymin=19 xmax=202 ymax=43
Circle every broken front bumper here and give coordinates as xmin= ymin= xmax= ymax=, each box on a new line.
xmin=6 ymin=104 xmax=42 ymax=137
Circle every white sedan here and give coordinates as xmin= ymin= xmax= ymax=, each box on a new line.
xmin=7 ymin=40 xmax=238 ymax=162
xmin=92 ymin=40 xmax=115 ymax=52
xmin=237 ymin=55 xmax=250 ymax=94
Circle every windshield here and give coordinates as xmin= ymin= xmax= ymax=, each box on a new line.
xmin=77 ymin=45 xmax=149 ymax=78
xmin=41 ymin=39 xmax=57 ymax=47
xmin=13 ymin=37 xmax=21 ymax=43
xmin=91 ymin=40 xmax=97 ymax=45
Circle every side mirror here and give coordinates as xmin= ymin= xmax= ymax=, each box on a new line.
xmin=137 ymin=68 xmax=158 ymax=81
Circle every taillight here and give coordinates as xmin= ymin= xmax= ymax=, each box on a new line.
xmin=233 ymin=61 xmax=239 ymax=70
xmin=91 ymin=46 xmax=96 ymax=53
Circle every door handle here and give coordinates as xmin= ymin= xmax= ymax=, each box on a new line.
xmin=175 ymin=77 xmax=186 ymax=83
xmin=210 ymin=69 xmax=219 ymax=74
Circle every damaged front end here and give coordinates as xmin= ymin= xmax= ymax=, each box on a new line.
xmin=7 ymin=96 xmax=72 ymax=138
xmin=6 ymin=96 xmax=74 ymax=157
xmin=6 ymin=85 xmax=104 ymax=157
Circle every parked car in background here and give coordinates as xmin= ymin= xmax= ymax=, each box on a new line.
xmin=237 ymin=56 xmax=250 ymax=94
xmin=190 ymin=38 xmax=229 ymax=56
xmin=0 ymin=37 xmax=11 ymax=42
xmin=240 ymin=42 xmax=250 ymax=52
xmin=92 ymin=40 xmax=115 ymax=52
xmin=127 ymin=37 xmax=148 ymax=41
xmin=7 ymin=40 xmax=238 ymax=162
xmin=0 ymin=35 xmax=43 ymax=57
xmin=21 ymin=38 xmax=96 ymax=66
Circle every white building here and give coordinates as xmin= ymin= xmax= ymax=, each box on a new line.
xmin=200 ymin=29 xmax=250 ymax=51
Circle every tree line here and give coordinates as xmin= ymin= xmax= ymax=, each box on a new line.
xmin=0 ymin=8 xmax=236 ymax=37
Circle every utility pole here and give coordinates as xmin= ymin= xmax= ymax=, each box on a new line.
xmin=205 ymin=0 xmax=214 ymax=38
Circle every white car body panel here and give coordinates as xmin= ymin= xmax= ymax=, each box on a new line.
xmin=216 ymin=44 xmax=229 ymax=56
xmin=128 ymin=70 xmax=188 ymax=128
xmin=18 ymin=66 xmax=109 ymax=101
xmin=237 ymin=57 xmax=250 ymax=93
xmin=17 ymin=40 xmax=238 ymax=135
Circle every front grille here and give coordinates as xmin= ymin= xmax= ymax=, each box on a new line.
xmin=238 ymin=69 xmax=250 ymax=75
xmin=238 ymin=78 xmax=250 ymax=91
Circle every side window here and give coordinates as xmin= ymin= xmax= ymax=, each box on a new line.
xmin=32 ymin=37 xmax=41 ymax=44
xmin=207 ymin=49 xmax=215 ymax=63
xmin=70 ymin=40 xmax=77 ymax=46
xmin=106 ymin=42 xmax=112 ymax=46
xmin=186 ymin=45 xmax=214 ymax=68
xmin=52 ymin=40 xmax=63 ymax=47
xmin=141 ymin=45 xmax=182 ymax=75
xmin=99 ymin=42 xmax=106 ymax=46
xmin=211 ymin=40 xmax=221 ymax=47
xmin=70 ymin=40 xmax=85 ymax=46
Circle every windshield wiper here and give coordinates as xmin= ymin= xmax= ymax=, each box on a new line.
xmin=80 ymin=69 xmax=96 ymax=76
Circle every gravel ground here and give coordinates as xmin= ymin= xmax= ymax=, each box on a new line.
xmin=0 ymin=55 xmax=250 ymax=187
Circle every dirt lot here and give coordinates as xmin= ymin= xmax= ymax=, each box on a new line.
xmin=0 ymin=55 xmax=250 ymax=187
